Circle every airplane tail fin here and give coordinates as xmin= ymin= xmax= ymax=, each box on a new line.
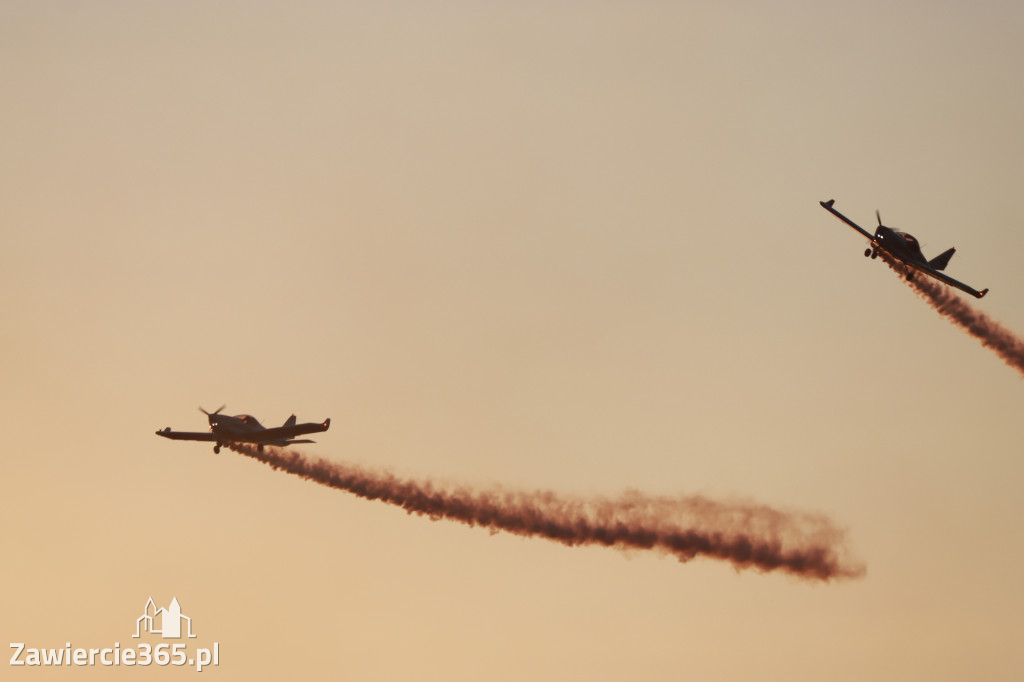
xmin=283 ymin=414 xmax=297 ymax=427
xmin=928 ymin=247 xmax=955 ymax=271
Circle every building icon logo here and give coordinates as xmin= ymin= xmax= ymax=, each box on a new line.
xmin=133 ymin=597 xmax=197 ymax=639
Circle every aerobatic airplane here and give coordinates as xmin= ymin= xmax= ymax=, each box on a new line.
xmin=820 ymin=199 xmax=989 ymax=299
xmin=156 ymin=406 xmax=331 ymax=454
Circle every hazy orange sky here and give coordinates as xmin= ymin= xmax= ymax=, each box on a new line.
xmin=2 ymin=1 xmax=1023 ymax=679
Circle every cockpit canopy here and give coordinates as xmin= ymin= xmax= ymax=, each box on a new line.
xmin=236 ymin=414 xmax=261 ymax=426
xmin=894 ymin=231 xmax=918 ymax=245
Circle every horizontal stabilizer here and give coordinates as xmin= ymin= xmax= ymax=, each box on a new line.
xmin=929 ymin=247 xmax=955 ymax=271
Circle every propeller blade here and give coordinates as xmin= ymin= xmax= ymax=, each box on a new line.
xmin=199 ymin=404 xmax=227 ymax=416
xmin=876 ymin=210 xmax=882 ymax=227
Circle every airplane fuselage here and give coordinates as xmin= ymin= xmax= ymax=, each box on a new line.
xmin=207 ymin=413 xmax=266 ymax=440
xmin=871 ymin=226 xmax=927 ymax=265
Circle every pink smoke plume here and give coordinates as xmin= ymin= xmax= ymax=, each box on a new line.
xmin=228 ymin=443 xmax=865 ymax=582
xmin=879 ymin=252 xmax=1024 ymax=377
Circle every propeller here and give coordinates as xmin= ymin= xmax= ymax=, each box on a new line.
xmin=876 ymin=210 xmax=883 ymax=227
xmin=199 ymin=404 xmax=226 ymax=416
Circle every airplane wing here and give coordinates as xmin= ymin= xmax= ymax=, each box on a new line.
xmin=247 ymin=418 xmax=331 ymax=444
xmin=819 ymin=199 xmax=875 ymax=241
xmin=901 ymin=260 xmax=989 ymax=299
xmin=155 ymin=429 xmax=218 ymax=442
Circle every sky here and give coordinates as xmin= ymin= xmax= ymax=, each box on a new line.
xmin=2 ymin=0 xmax=1023 ymax=679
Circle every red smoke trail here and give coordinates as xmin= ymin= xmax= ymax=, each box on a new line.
xmin=879 ymin=252 xmax=1024 ymax=377
xmin=228 ymin=444 xmax=865 ymax=582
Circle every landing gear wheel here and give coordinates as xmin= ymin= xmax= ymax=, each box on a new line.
xmin=871 ymin=251 xmax=877 ymax=259
xmin=864 ymin=248 xmax=872 ymax=257
xmin=213 ymin=444 xmax=221 ymax=454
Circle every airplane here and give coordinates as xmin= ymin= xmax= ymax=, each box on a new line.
xmin=156 ymin=405 xmax=331 ymax=454
xmin=819 ymin=199 xmax=989 ymax=299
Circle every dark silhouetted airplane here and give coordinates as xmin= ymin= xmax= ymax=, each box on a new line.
xmin=156 ymin=406 xmax=330 ymax=454
xmin=820 ymin=199 xmax=988 ymax=299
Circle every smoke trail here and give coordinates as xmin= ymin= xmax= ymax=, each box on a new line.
xmin=878 ymin=252 xmax=1024 ymax=377
xmin=228 ymin=443 xmax=865 ymax=582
